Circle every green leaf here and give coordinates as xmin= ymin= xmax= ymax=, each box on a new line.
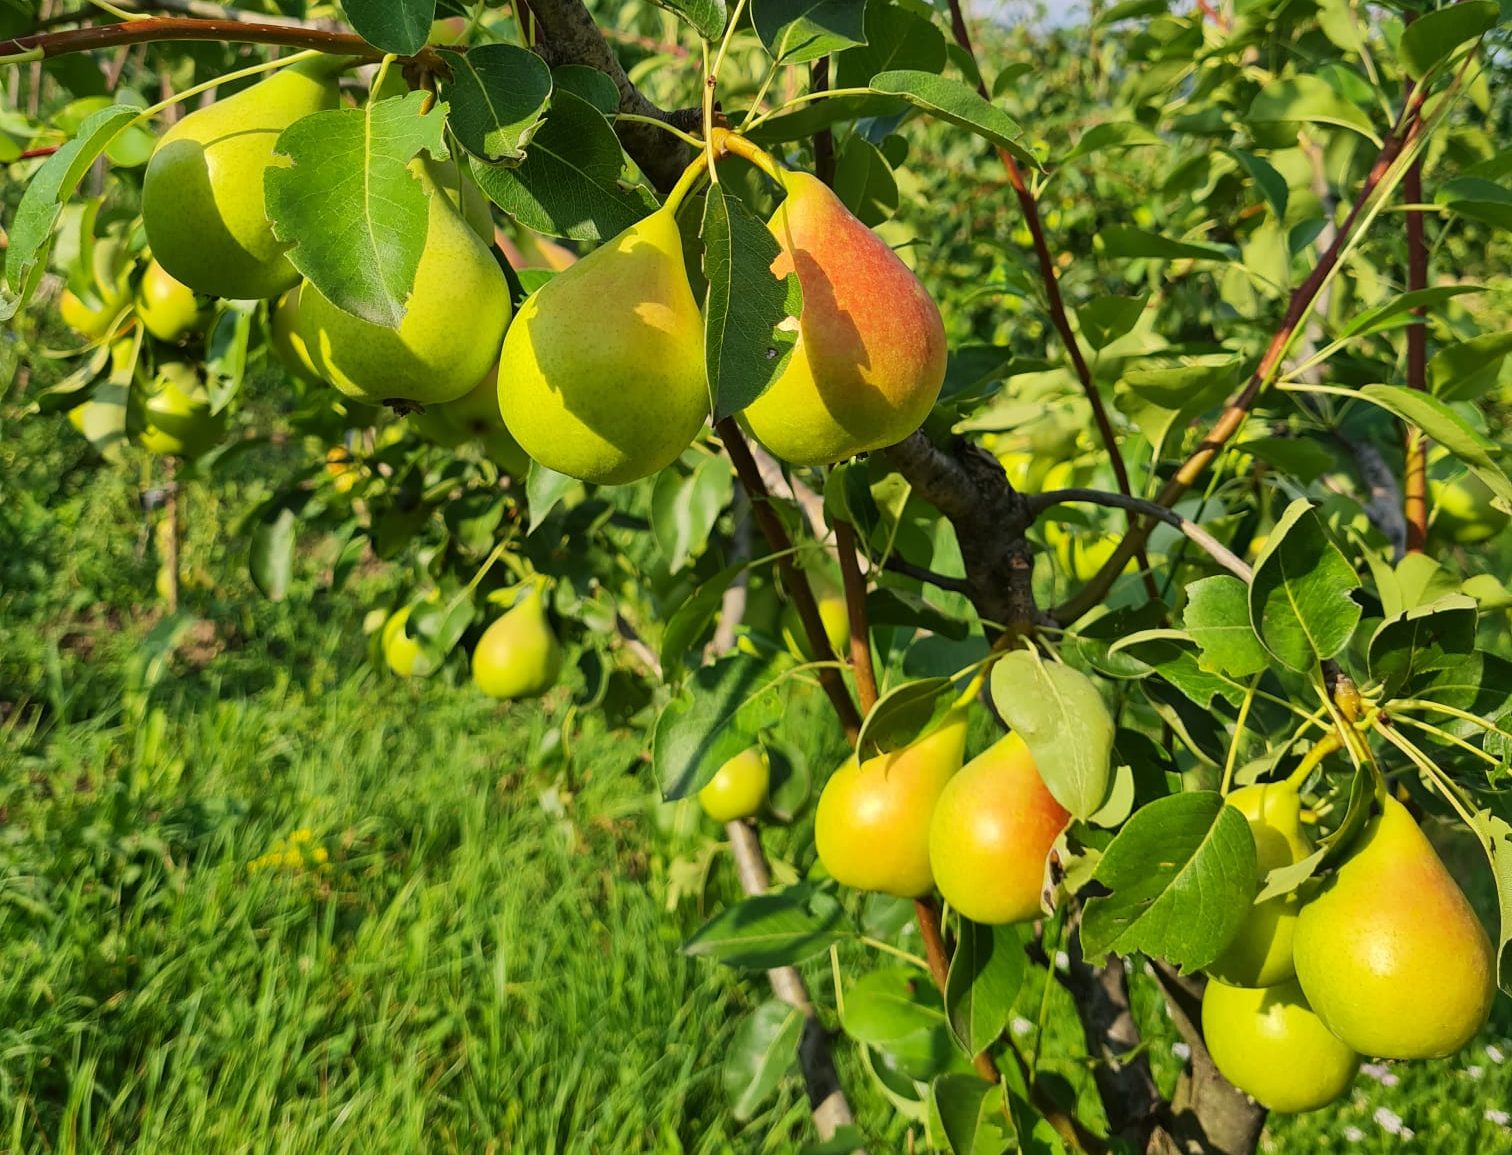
xmin=651 ymin=454 xmax=734 ymax=572
xmin=990 ymin=652 xmax=1114 ymax=818
xmin=834 ymin=1 xmax=946 ymax=89
xmin=1248 ymin=500 xmax=1361 ymax=673
xmin=1099 ymin=227 xmax=1233 ymax=261
xmin=524 ymin=462 xmax=577 ymax=532
xmin=1428 ymin=330 xmax=1512 ymax=402
xmin=250 ymin=501 xmax=300 ymax=601
xmin=867 ymin=71 xmax=1038 ymax=170
xmin=944 ymin=921 xmax=1024 ymax=1057
xmin=1095 ymin=0 xmax=1167 ymax=23
xmin=752 ymin=0 xmax=867 ymax=63
xmin=1065 ymin=120 xmax=1161 ymax=162
xmin=1400 ymin=0 xmax=1498 ymax=81
xmin=341 ymin=0 xmax=434 ymax=55
xmin=1076 ymin=294 xmax=1148 ymax=352
xmin=204 ymin=302 xmax=254 ymax=415
xmin=1079 ymin=792 xmax=1258 ymax=971
xmin=841 ymin=966 xmax=946 ymax=1043
xmin=933 ymin=1074 xmax=1013 ymax=1155
xmin=659 ymin=561 xmax=747 ymax=672
xmin=438 ymin=44 xmax=553 ymax=163
xmin=652 ymin=0 xmax=727 ymax=39
xmin=724 ymin=1001 xmax=804 ymax=1120
xmin=684 ymin=883 xmax=847 ymax=968
xmin=653 ymin=656 xmax=785 ymax=799
xmin=473 ymin=91 xmax=658 ymax=244
xmin=1340 ymin=285 xmax=1483 ymax=342
xmin=1367 ymin=594 xmax=1478 ymax=702
xmin=1357 ymin=384 xmax=1512 ymax=506
xmin=266 ymin=92 xmax=447 ymax=328
xmin=1465 ymin=808 xmax=1512 ymax=994
xmin=798 ymin=1127 xmax=869 ymax=1155
xmin=1115 ymin=356 xmax=1240 ymax=454
xmin=1183 ymin=574 xmax=1270 ymax=678
xmin=1 ymin=104 xmax=136 ymax=319
xmin=833 ymin=134 xmax=899 ymax=227
xmin=856 ymin=677 xmax=955 ymax=760
xmin=1436 ymin=176 xmax=1512 ymax=231
xmin=1231 ymin=149 xmax=1288 ymax=220
xmin=701 ymin=182 xmax=803 ymax=422
xmin=1245 ymin=76 xmax=1381 ymax=146
xmin=1108 ymin=629 xmax=1244 ymax=710
xmin=551 ymin=65 xmax=618 ymax=116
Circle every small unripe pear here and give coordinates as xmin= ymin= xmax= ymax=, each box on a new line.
xmin=698 ymin=748 xmax=770 ymax=823
xmin=136 ymin=259 xmax=211 ymax=342
xmin=471 ymin=592 xmax=562 ymax=700
xmin=382 ymin=606 xmax=424 ymax=678
xmin=133 ymin=362 xmax=226 ymax=458
xmin=1202 ymin=979 xmax=1358 ymax=1113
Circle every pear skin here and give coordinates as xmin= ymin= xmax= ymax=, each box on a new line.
xmin=497 ymin=206 xmax=708 ymax=484
xmin=928 ymin=731 xmax=1070 ymax=925
xmin=1202 ymin=979 xmax=1358 ymax=1113
xmin=1207 ymin=781 xmax=1314 ymax=987
xmin=269 ymin=286 xmax=322 ymax=382
xmin=136 ymin=259 xmax=211 ymax=342
xmin=133 ymin=362 xmax=226 ymax=458
xmin=1292 ymin=796 xmax=1495 ymax=1059
xmin=299 ymin=161 xmax=512 ymax=408
xmin=471 ymin=593 xmax=562 ymax=700
xmin=699 ymin=747 xmax=771 ymax=823
xmin=143 ymin=59 xmax=342 ymax=299
xmin=382 ymin=607 xmax=423 ymax=677
xmin=410 ymin=366 xmax=531 ymax=475
xmin=814 ymin=709 xmax=969 ymax=898
xmin=741 ymin=172 xmax=947 ymax=465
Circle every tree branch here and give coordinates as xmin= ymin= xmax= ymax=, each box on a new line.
xmin=3 ymin=16 xmax=418 ymax=65
xmin=1402 ymin=99 xmax=1429 ymax=552
xmin=880 ymin=554 xmax=970 ymax=594
xmin=1028 ymin=488 xmax=1252 ymax=582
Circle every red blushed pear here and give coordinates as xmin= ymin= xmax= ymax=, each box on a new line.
xmin=814 ymin=709 xmax=969 ymax=899
xmin=741 ymin=171 xmax=948 ymax=466
xmin=927 ymin=731 xmax=1071 ymax=925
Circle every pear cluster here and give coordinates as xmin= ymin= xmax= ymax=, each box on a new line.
xmin=1199 ymin=787 xmax=1495 ymax=1114
xmin=815 ymin=710 xmax=1070 ymax=917
xmin=134 ymin=61 xmax=948 ymax=485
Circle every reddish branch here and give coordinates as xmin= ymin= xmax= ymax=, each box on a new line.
xmin=943 ymin=0 xmax=1157 ymax=604
xmin=1402 ymin=142 xmax=1429 ymax=551
xmin=1055 ymin=80 xmax=1434 ymax=625
xmin=718 ymin=420 xmax=862 ymax=740
xmin=1 ymin=17 xmax=416 ymax=65
xmin=834 ymin=520 xmax=880 ymax=713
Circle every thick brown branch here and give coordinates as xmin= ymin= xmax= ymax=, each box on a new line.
xmin=3 ymin=17 xmax=412 ymax=65
xmin=718 ymin=420 xmax=862 ymax=740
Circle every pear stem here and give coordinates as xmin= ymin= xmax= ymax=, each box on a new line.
xmin=1218 ymin=673 xmax=1262 ymax=796
xmin=660 ymin=150 xmax=712 ymax=217
xmin=710 ymin=128 xmax=785 ymax=185
xmin=739 ymin=86 xmax=875 ymax=132
xmin=613 ymin=112 xmax=703 ymax=149
xmin=1284 ymin=731 xmax=1342 ymax=790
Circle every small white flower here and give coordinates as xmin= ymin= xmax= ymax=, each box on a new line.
xmin=1342 ymin=1126 xmax=1364 ymax=1143
xmin=1360 ymin=1062 xmax=1400 ymax=1087
xmin=1374 ymin=1107 xmax=1407 ymax=1136
xmin=1467 ymin=1065 xmax=1485 ymax=1080
xmin=1054 ymin=950 xmax=1070 ymax=971
xmin=1487 ymin=1045 xmax=1506 ymax=1064
xmin=1010 ymin=1016 xmax=1035 ymax=1037
xmin=1171 ymin=1042 xmax=1191 ymax=1060
xmin=1485 ymin=1108 xmax=1510 ymax=1127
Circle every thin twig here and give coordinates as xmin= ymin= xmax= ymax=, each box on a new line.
xmin=834 ymin=519 xmax=879 ymax=713
xmin=880 ymin=555 xmax=970 ymax=594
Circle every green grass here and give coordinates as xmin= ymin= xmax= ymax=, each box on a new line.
xmin=2 ymin=407 xmax=1510 ymax=1155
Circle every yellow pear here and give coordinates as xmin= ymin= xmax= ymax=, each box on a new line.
xmin=471 ymin=591 xmax=562 ymax=700
xmin=1207 ymin=781 xmax=1314 ymax=988
xmin=497 ymin=204 xmax=708 ymax=484
xmin=699 ymin=747 xmax=771 ymax=823
xmin=299 ymin=160 xmax=511 ymax=408
xmin=381 ymin=606 xmax=424 ymax=677
xmin=136 ymin=258 xmax=211 ymax=342
xmin=132 ymin=362 xmax=227 ymax=458
xmin=928 ymin=731 xmax=1070 ymax=925
xmin=741 ymin=171 xmax=947 ymax=465
xmin=409 ymin=366 xmax=531 ymax=475
xmin=1292 ymin=796 xmax=1495 ymax=1059
xmin=1202 ymin=979 xmax=1358 ymax=1113
xmin=780 ymin=592 xmax=850 ymax=661
xmin=814 ymin=709 xmax=969 ymax=898
xmin=142 ymin=58 xmax=343 ymax=299
xmin=269 ymin=286 xmax=322 ymax=382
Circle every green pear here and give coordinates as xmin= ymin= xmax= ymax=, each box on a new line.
xmin=142 ymin=58 xmax=343 ymax=299
xmin=741 ymin=171 xmax=947 ymax=465
xmin=1207 ymin=781 xmax=1314 ymax=987
xmin=1293 ymin=796 xmax=1495 ymax=1059
xmin=269 ymin=285 xmax=321 ymax=382
xmin=698 ymin=747 xmax=770 ymax=823
xmin=780 ymin=592 xmax=850 ymax=661
xmin=409 ymin=366 xmax=530 ymax=475
xmin=471 ymin=591 xmax=562 ymax=700
xmin=382 ymin=606 xmax=423 ymax=677
xmin=298 ymin=160 xmax=511 ymax=408
xmin=497 ymin=204 xmax=708 ymax=484
xmin=132 ymin=362 xmax=227 ymax=458
xmin=136 ymin=258 xmax=212 ymax=342
xmin=1202 ymin=979 xmax=1358 ymax=1114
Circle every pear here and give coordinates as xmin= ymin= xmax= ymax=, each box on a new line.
xmin=497 ymin=205 xmax=708 ymax=484
xmin=1207 ymin=781 xmax=1314 ymax=988
xmin=142 ymin=58 xmax=343 ymax=299
xmin=471 ymin=591 xmax=562 ymax=700
xmin=298 ymin=160 xmax=512 ymax=408
xmin=780 ymin=591 xmax=850 ymax=661
xmin=1293 ymin=796 xmax=1495 ymax=1059
xmin=1202 ymin=979 xmax=1358 ymax=1114
xmin=699 ymin=747 xmax=771 ymax=823
xmin=269 ymin=286 xmax=322 ymax=382
xmin=741 ymin=171 xmax=947 ymax=466
xmin=814 ymin=709 xmax=969 ymax=898
xmin=928 ymin=731 xmax=1070 ymax=925
xmin=136 ymin=258 xmax=211 ymax=342
xmin=133 ymin=362 xmax=226 ymax=458
xmin=382 ymin=606 xmax=424 ymax=677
